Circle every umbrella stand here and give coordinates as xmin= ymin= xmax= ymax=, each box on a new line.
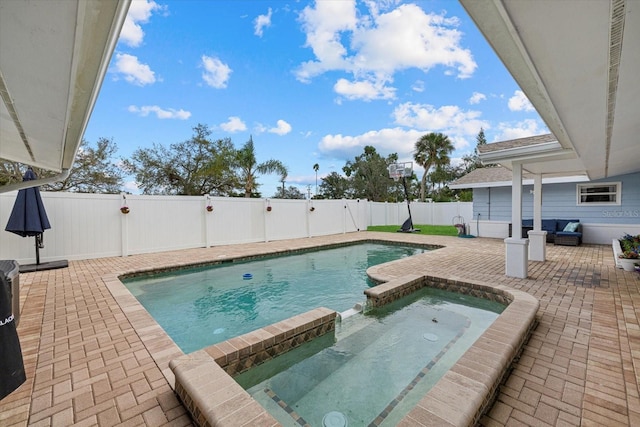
xmin=22 ymin=233 xmax=67 ymax=272
xmin=5 ymin=168 xmax=68 ymax=273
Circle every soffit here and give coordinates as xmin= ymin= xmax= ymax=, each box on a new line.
xmin=460 ymin=0 xmax=639 ymax=179
xmin=0 ymin=0 xmax=130 ymax=174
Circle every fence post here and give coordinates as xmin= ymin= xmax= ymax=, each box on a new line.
xmin=264 ymin=198 xmax=270 ymax=242
xmin=204 ymin=195 xmax=211 ymax=248
xmin=120 ymin=193 xmax=129 ymax=257
xmin=342 ymin=198 xmax=346 ymax=234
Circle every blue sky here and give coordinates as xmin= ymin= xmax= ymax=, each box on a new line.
xmin=84 ymin=0 xmax=548 ymax=196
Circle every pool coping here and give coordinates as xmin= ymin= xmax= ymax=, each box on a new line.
xmin=104 ymin=239 xmax=539 ymax=427
xmin=168 ymin=274 xmax=538 ymax=427
xmin=105 ymin=240 xmax=439 ymax=390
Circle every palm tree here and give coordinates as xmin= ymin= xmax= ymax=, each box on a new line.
xmin=313 ymin=163 xmax=319 ymax=197
xmin=236 ymin=136 xmax=288 ymax=197
xmin=413 ymin=132 xmax=454 ymax=202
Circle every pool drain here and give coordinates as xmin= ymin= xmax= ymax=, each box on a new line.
xmin=423 ymin=333 xmax=438 ymax=342
xmin=323 ymin=411 xmax=347 ymax=427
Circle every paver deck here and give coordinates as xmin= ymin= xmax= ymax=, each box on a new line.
xmin=1 ymin=232 xmax=639 ymax=426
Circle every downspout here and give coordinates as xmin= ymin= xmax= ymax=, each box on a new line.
xmin=0 ymin=169 xmax=71 ymax=193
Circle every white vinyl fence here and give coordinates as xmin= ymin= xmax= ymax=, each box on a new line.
xmin=0 ymin=192 xmax=471 ymax=264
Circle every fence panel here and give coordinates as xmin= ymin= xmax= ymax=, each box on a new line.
xmin=208 ymin=197 xmax=265 ymax=245
xmin=265 ymin=198 xmax=309 ymax=241
xmin=125 ymin=195 xmax=206 ymax=255
xmin=309 ymin=200 xmax=347 ymax=236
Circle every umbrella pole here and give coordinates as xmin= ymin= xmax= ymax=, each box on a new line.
xmin=35 ymin=234 xmax=41 ymax=265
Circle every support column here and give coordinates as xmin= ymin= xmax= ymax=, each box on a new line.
xmin=528 ymin=174 xmax=546 ymax=261
xmin=504 ymin=163 xmax=528 ymax=278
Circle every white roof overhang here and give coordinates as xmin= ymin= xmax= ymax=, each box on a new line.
xmin=460 ymin=0 xmax=639 ymax=180
xmin=0 ymin=0 xmax=131 ymax=192
xmin=450 ymin=175 xmax=589 ymax=190
xmin=480 ymin=140 xmax=585 ymax=177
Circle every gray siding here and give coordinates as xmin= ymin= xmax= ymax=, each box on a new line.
xmin=472 ymin=172 xmax=640 ymax=224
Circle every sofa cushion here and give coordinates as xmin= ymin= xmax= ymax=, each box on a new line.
xmin=563 ymin=222 xmax=580 ymax=232
xmin=556 ymin=231 xmax=582 ymax=239
xmin=541 ymin=219 xmax=557 ymax=233
xmin=556 ymin=219 xmax=579 ymax=231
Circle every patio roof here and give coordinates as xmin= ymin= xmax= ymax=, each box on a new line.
xmin=460 ymin=0 xmax=639 ymax=180
xmin=0 ymin=0 xmax=131 ymax=192
xmin=449 ymin=164 xmax=587 ymax=189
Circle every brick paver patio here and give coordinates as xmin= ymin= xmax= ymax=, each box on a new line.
xmin=1 ymin=232 xmax=639 ymax=426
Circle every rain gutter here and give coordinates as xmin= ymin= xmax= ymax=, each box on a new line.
xmin=0 ymin=169 xmax=70 ymax=193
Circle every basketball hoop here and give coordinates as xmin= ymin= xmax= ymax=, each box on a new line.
xmin=388 ymin=162 xmax=412 ymax=181
xmin=388 ymin=162 xmax=419 ymax=233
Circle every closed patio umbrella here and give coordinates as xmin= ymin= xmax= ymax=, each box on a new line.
xmin=5 ymin=168 xmax=51 ymax=265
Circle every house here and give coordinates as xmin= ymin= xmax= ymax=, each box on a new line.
xmin=457 ymin=1 xmax=638 ymax=278
xmin=450 ymin=136 xmax=640 ymax=245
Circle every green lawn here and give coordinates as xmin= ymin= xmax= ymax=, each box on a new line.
xmin=367 ymin=224 xmax=459 ymax=236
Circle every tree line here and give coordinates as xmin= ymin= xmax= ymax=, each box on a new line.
xmin=0 ymin=123 xmax=488 ymax=201
xmin=317 ymin=128 xmax=487 ymax=202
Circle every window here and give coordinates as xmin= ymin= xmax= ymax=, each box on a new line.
xmin=577 ymin=182 xmax=621 ymax=205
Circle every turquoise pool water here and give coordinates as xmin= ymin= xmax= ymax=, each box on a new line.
xmin=236 ymin=287 xmax=505 ymax=427
xmin=123 ymin=243 xmax=428 ymax=353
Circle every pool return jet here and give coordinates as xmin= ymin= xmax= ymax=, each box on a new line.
xmin=389 ymin=162 xmax=420 ymax=233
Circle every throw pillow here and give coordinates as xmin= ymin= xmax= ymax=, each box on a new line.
xmin=563 ymin=222 xmax=579 ymax=232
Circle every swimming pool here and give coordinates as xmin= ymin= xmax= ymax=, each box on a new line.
xmin=234 ymin=287 xmax=504 ymax=426
xmin=123 ymin=243 xmax=429 ymax=353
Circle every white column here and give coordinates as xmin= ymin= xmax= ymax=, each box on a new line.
xmin=533 ymin=174 xmax=542 ymax=231
xmin=504 ymin=162 xmax=528 ymax=278
xmin=512 ymin=163 xmax=523 ymax=239
xmin=528 ymin=174 xmax=547 ymax=261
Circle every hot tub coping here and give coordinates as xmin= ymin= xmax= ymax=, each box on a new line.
xmin=171 ymin=274 xmax=539 ymax=427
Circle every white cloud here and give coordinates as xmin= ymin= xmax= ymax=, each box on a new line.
xmin=392 ymin=102 xmax=489 ymax=149
xmin=411 ymin=80 xmax=425 ymax=93
xmin=123 ymin=180 xmax=140 ymax=194
xmin=508 ymin=90 xmax=535 ymax=112
xmin=254 ymin=8 xmax=273 ymax=37
xmin=495 ymin=119 xmax=548 ymax=141
xmin=318 ymin=127 xmax=423 ymax=160
xmin=296 ymin=0 xmax=357 ymax=83
xmin=114 ymin=53 xmax=156 ymax=85
xmin=296 ymin=2 xmax=476 ymax=101
xmin=220 ymin=116 xmax=247 ymax=132
xmin=120 ymin=0 xmax=166 ymax=47
xmin=269 ymin=120 xmax=292 ymax=135
xmin=128 ymin=105 xmax=191 ymax=120
xmin=201 ymin=55 xmax=232 ymax=88
xmin=469 ymin=92 xmax=486 ymax=105
xmin=334 ymin=78 xmax=395 ymax=101
xmin=254 ymin=123 xmax=268 ymax=134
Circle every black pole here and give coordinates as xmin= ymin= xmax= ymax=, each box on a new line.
xmin=402 ymin=176 xmax=414 ymax=230
xmin=35 ymin=234 xmax=40 ymax=265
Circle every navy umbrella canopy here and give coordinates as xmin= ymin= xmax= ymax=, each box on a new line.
xmin=5 ymin=168 xmax=51 ymax=264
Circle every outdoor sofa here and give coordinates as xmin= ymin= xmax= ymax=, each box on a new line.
xmin=522 ymin=219 xmax=582 ymax=246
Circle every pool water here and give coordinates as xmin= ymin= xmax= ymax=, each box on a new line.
xmin=123 ymin=243 xmax=427 ymax=353
xmin=236 ymin=287 xmax=505 ymax=427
